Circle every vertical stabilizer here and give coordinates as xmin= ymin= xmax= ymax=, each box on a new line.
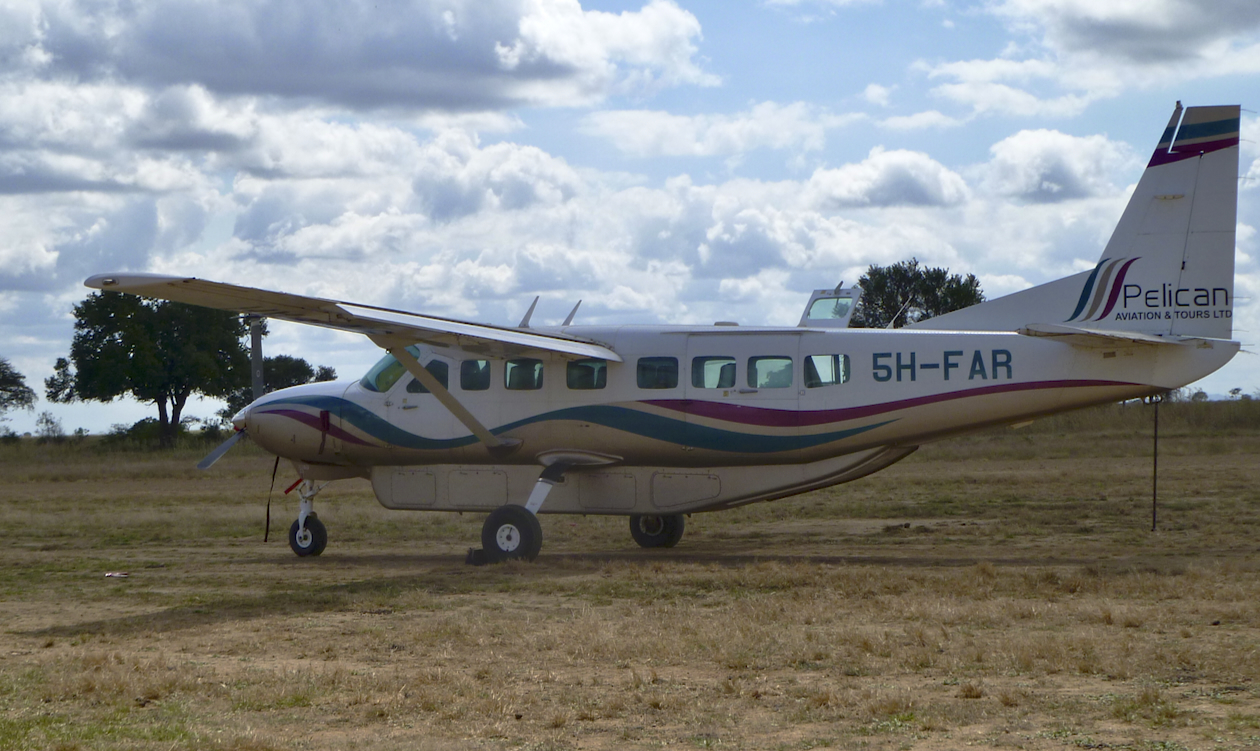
xmin=915 ymin=103 xmax=1240 ymax=338
xmin=1075 ymin=104 xmax=1240 ymax=338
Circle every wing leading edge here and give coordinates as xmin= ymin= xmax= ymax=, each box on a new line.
xmin=84 ymin=273 xmax=622 ymax=362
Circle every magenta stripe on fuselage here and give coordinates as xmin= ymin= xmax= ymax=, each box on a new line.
xmin=646 ymin=379 xmax=1138 ymax=428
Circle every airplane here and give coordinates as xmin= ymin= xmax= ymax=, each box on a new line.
xmin=85 ymin=102 xmax=1242 ymax=564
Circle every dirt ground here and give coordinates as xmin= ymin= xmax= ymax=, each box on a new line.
xmin=2 ymin=407 xmax=1259 ymax=750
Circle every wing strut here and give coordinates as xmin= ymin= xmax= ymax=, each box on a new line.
xmin=373 ymin=336 xmax=522 ymax=457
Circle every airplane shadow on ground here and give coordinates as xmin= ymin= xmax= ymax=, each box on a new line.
xmin=21 ymin=547 xmax=1157 ymax=639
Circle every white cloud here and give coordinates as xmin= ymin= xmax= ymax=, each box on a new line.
xmin=581 ymin=102 xmax=863 ymax=157
xmin=880 ymin=110 xmax=964 ymax=130
xmin=20 ymin=0 xmax=715 ymax=112
xmin=862 ymin=83 xmax=893 ymax=107
xmin=805 ymin=146 xmax=970 ymax=208
xmin=978 ymin=129 xmax=1137 ymax=202
xmin=918 ymin=1 xmax=1260 ymax=117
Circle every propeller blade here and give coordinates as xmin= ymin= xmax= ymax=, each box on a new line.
xmin=198 ymin=430 xmax=244 ymax=470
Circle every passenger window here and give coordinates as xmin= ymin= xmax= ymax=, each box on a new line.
xmin=636 ymin=357 xmax=678 ymax=389
xmin=566 ymin=359 xmax=607 ymax=390
xmin=405 ymin=360 xmax=449 ymax=393
xmin=748 ymin=356 xmax=793 ymax=389
xmin=461 ymin=360 xmax=491 ymax=391
xmin=804 ymin=354 xmax=850 ymax=387
xmin=505 ymin=358 xmax=544 ymax=390
xmin=691 ymin=356 xmax=736 ymax=389
xmin=360 ymin=345 xmax=422 ymax=393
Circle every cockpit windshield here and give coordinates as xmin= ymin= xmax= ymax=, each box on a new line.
xmin=360 ymin=346 xmax=422 ymax=393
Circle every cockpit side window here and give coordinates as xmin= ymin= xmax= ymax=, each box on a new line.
xmin=360 ymin=345 xmax=423 ymax=393
xmin=405 ymin=359 xmax=450 ymax=393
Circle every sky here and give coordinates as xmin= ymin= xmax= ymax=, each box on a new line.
xmin=2 ymin=0 xmax=1259 ymax=435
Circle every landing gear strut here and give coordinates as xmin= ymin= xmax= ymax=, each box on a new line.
xmin=288 ymin=480 xmax=328 ymax=557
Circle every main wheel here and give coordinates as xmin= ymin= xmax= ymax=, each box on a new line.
xmin=629 ymin=514 xmax=685 ymax=548
xmin=289 ymin=514 xmax=328 ymax=557
xmin=481 ymin=505 xmax=543 ymax=562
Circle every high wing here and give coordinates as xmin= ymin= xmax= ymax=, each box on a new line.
xmin=84 ymin=273 xmax=621 ymax=362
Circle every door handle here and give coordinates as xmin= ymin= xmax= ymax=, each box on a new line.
xmin=737 ymin=388 xmax=758 ymax=394
xmin=400 ymin=404 xmax=419 ymax=410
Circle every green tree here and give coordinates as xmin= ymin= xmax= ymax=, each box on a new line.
xmin=46 ymin=292 xmax=249 ymax=446
xmin=219 ymin=354 xmax=337 ymax=421
xmin=850 ymin=258 xmax=984 ymax=328
xmin=0 ymin=357 xmax=37 ymax=420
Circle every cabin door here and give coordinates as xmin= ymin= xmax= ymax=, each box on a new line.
xmin=683 ymin=334 xmax=801 ymax=453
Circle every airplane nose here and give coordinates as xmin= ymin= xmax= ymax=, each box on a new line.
xmin=231 ymin=405 xmax=251 ymax=432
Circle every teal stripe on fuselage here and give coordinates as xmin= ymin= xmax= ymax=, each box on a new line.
xmin=260 ymin=396 xmax=892 ymax=454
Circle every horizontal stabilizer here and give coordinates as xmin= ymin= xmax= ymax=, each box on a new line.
xmin=1017 ymin=323 xmax=1216 ymax=348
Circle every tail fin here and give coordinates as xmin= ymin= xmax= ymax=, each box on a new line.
xmin=916 ymin=103 xmax=1240 ymax=339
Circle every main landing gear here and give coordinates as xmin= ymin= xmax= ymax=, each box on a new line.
xmin=467 ymin=464 xmax=566 ymax=565
xmin=629 ymin=514 xmax=685 ymax=548
xmin=288 ymin=480 xmax=328 ymax=557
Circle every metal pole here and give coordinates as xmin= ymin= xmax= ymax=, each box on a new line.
xmin=1151 ymin=394 xmax=1161 ymax=532
xmin=248 ymin=315 xmax=265 ymax=400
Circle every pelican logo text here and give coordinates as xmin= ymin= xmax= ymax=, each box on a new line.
xmin=1066 ymin=257 xmax=1139 ymax=323
xmin=1122 ymin=284 xmax=1230 ymax=312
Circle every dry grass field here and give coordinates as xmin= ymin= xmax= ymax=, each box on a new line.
xmin=2 ymin=400 xmax=1259 ymax=750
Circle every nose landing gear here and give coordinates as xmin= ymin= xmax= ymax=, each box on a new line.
xmin=288 ymin=480 xmax=329 ymax=557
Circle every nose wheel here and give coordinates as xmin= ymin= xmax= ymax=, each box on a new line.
xmin=288 ymin=479 xmax=329 ymax=557
xmin=289 ymin=514 xmax=327 ymax=556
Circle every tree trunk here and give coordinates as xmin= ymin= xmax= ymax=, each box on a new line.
xmin=156 ymin=396 xmax=173 ymax=448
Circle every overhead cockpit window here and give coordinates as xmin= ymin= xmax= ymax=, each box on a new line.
xmin=505 ymin=358 xmax=544 ymax=390
xmin=691 ymin=356 xmax=736 ymax=389
xmin=637 ymin=357 xmax=679 ymax=389
xmin=566 ymin=359 xmax=607 ymax=390
xmin=405 ymin=360 xmax=449 ymax=393
xmin=461 ymin=360 xmax=491 ymax=391
xmin=807 ymin=297 xmax=852 ymax=321
xmin=748 ymin=356 xmax=793 ymax=389
xmin=360 ymin=345 xmax=424 ymax=393
xmin=804 ymin=354 xmax=850 ymax=387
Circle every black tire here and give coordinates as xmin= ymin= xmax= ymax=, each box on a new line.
xmin=289 ymin=514 xmax=327 ymax=557
xmin=629 ymin=514 xmax=685 ymax=548
xmin=481 ymin=505 xmax=542 ymax=562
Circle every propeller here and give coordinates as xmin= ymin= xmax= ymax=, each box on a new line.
xmin=198 ymin=315 xmax=266 ymax=470
xmin=197 ymin=428 xmax=245 ymax=470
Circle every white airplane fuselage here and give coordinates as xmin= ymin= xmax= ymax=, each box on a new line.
xmin=238 ymin=323 xmax=1236 ymax=515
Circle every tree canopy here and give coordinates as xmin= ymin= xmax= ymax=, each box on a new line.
xmin=46 ymin=292 xmax=250 ymax=446
xmin=0 ymin=357 xmax=37 ymax=419
xmin=219 ymin=354 xmax=337 ymax=420
xmin=850 ymin=258 xmax=984 ymax=329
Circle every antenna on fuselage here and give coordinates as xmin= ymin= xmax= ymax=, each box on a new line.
xmin=518 ymin=296 xmax=540 ymax=328
xmin=562 ymin=300 xmax=582 ymax=326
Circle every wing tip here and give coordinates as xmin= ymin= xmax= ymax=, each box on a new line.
xmin=84 ymin=272 xmax=194 ymax=291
